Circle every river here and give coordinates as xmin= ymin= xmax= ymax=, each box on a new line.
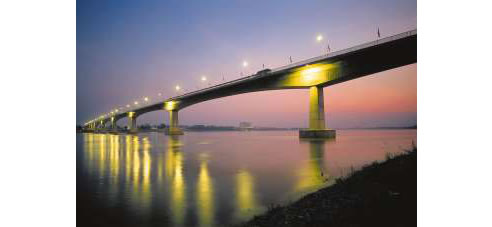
xmin=77 ymin=129 xmax=416 ymax=227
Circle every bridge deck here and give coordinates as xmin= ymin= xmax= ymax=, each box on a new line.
xmin=86 ymin=29 xmax=416 ymax=126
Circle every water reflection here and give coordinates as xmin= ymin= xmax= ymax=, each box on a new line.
xmin=78 ymin=130 xmax=416 ymax=227
xmin=99 ymin=134 xmax=106 ymax=176
xmin=196 ymin=154 xmax=214 ymax=227
xmin=295 ymin=139 xmax=333 ymax=194
xmin=84 ymin=133 xmax=94 ymax=172
xmin=108 ymin=134 xmax=120 ymax=205
xmin=131 ymin=136 xmax=141 ymax=212
xmin=140 ymin=137 xmax=152 ymax=213
xmin=125 ymin=135 xmax=131 ymax=184
xmin=235 ymin=169 xmax=261 ymax=220
xmin=167 ymin=136 xmax=187 ymax=227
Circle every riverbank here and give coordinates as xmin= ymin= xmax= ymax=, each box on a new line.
xmin=237 ymin=145 xmax=416 ymax=227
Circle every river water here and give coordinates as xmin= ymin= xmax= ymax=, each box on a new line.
xmin=77 ymin=129 xmax=416 ymax=227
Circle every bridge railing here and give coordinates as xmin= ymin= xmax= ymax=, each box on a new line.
xmin=123 ymin=30 xmax=418 ymax=114
xmin=271 ymin=29 xmax=417 ymax=73
xmin=172 ymin=29 xmax=417 ymax=101
xmin=86 ymin=29 xmax=416 ymax=124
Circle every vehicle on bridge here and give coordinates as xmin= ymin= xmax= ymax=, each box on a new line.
xmin=85 ymin=29 xmax=416 ymax=139
xmin=256 ymin=68 xmax=272 ymax=76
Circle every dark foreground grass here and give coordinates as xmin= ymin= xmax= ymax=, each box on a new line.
xmin=236 ymin=145 xmax=416 ymax=227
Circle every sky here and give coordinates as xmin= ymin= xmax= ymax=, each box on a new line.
xmin=77 ymin=0 xmax=416 ymax=128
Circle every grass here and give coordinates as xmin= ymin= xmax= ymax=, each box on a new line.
xmin=235 ymin=144 xmax=417 ymax=227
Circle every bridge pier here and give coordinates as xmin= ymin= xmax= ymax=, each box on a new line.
xmin=110 ymin=117 xmax=117 ymax=132
xmin=166 ymin=110 xmax=183 ymax=135
xmin=299 ymin=86 xmax=336 ymax=138
xmin=96 ymin=120 xmax=104 ymax=132
xmin=128 ymin=112 xmax=137 ymax=133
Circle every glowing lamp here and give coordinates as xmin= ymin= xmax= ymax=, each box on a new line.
xmin=165 ymin=101 xmax=176 ymax=111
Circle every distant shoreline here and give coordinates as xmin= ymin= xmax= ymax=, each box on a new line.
xmin=337 ymin=126 xmax=417 ymax=130
xmin=77 ymin=125 xmax=416 ymax=133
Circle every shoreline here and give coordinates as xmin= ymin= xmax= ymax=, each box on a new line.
xmin=236 ymin=145 xmax=417 ymax=227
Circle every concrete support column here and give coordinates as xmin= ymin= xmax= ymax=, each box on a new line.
xmin=309 ymin=86 xmax=325 ymax=130
xmin=97 ymin=121 xmax=103 ymax=131
xmin=299 ymin=86 xmax=335 ymax=138
xmin=128 ymin=112 xmax=137 ymax=133
xmin=166 ymin=110 xmax=183 ymax=135
xmin=111 ymin=117 xmax=116 ymax=131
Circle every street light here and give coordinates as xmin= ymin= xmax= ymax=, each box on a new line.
xmin=316 ymin=34 xmax=331 ymax=54
xmin=134 ymin=101 xmax=139 ymax=105
xmin=201 ymin=76 xmax=207 ymax=82
xmin=243 ymin=61 xmax=248 ymax=67
xmin=144 ymin=97 xmax=149 ymax=102
xmin=175 ymin=85 xmax=181 ymax=91
xmin=126 ymin=104 xmax=130 ymax=108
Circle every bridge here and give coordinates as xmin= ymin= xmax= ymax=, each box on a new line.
xmin=84 ymin=29 xmax=416 ymax=138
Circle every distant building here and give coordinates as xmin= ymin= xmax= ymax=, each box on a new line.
xmin=239 ymin=122 xmax=253 ymax=130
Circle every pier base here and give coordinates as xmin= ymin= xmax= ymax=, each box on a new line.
xmin=299 ymin=129 xmax=336 ymax=139
xmin=165 ymin=127 xmax=184 ymax=135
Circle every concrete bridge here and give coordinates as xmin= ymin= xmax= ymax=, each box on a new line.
xmin=84 ymin=29 xmax=416 ymax=138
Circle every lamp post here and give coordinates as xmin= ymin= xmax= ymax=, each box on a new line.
xmin=201 ymin=76 xmax=208 ymax=88
xmin=242 ymin=61 xmax=248 ymax=77
xmin=316 ymin=34 xmax=330 ymax=55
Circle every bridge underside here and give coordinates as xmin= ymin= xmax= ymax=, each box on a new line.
xmin=85 ymin=30 xmax=416 ymax=139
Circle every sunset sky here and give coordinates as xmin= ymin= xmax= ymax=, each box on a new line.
xmin=77 ymin=0 xmax=417 ymax=128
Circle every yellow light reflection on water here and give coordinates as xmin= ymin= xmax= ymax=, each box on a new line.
xmin=142 ymin=137 xmax=152 ymax=182
xmin=235 ymin=169 xmax=260 ymax=220
xmin=84 ymin=133 xmax=94 ymax=172
xmin=107 ymin=134 xmax=120 ymax=204
xmin=166 ymin=136 xmax=187 ymax=226
xmin=109 ymin=135 xmax=120 ymax=179
xmin=140 ymin=137 xmax=152 ymax=211
xmin=125 ymin=135 xmax=132 ymax=183
xmin=99 ymin=134 xmax=107 ymax=176
xmin=132 ymin=136 xmax=140 ymax=187
xmin=295 ymin=141 xmax=333 ymax=194
xmin=197 ymin=154 xmax=215 ymax=227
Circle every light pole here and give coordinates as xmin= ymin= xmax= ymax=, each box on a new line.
xmin=316 ymin=34 xmax=330 ymax=55
xmin=201 ymin=75 xmax=209 ymax=87
xmin=242 ymin=60 xmax=248 ymax=77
